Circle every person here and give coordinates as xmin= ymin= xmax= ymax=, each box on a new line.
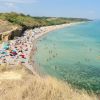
xmin=20 ymin=54 xmax=26 ymax=59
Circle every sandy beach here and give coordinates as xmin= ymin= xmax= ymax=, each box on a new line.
xmin=34 ymin=22 xmax=83 ymax=40
xmin=0 ymin=22 xmax=83 ymax=74
xmin=0 ymin=0 xmax=99 ymax=99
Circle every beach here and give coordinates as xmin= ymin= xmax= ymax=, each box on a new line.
xmin=0 ymin=0 xmax=99 ymax=99
xmin=34 ymin=20 xmax=100 ymax=94
xmin=0 ymin=22 xmax=83 ymax=74
xmin=0 ymin=21 xmax=99 ymax=100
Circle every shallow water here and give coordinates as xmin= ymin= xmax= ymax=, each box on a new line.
xmin=34 ymin=21 xmax=100 ymax=93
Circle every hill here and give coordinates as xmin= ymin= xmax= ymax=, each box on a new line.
xmin=0 ymin=12 xmax=90 ymax=29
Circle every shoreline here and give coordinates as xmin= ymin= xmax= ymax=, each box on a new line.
xmin=29 ymin=22 xmax=85 ymax=75
xmin=33 ymin=22 xmax=85 ymax=41
xmin=0 ymin=21 xmax=86 ymax=75
xmin=0 ymin=21 xmax=98 ymax=99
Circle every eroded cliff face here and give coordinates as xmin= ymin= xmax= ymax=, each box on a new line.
xmin=0 ymin=27 xmax=24 ymax=41
xmin=0 ymin=19 xmax=24 ymax=41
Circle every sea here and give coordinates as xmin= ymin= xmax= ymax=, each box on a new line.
xmin=34 ymin=21 xmax=100 ymax=93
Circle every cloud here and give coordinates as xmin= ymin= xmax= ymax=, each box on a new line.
xmin=0 ymin=0 xmax=39 ymax=9
xmin=0 ymin=0 xmax=38 ymax=4
xmin=0 ymin=0 xmax=39 ymax=14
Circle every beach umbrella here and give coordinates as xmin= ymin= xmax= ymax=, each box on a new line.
xmin=2 ymin=42 xmax=9 ymax=50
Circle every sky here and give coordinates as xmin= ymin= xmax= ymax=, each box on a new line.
xmin=0 ymin=0 xmax=100 ymax=19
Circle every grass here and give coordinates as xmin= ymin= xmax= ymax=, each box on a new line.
xmin=0 ymin=12 xmax=90 ymax=29
xmin=0 ymin=64 xmax=98 ymax=100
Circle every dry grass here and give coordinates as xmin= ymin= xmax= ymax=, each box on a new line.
xmin=0 ymin=64 xmax=11 ymax=72
xmin=0 ymin=64 xmax=98 ymax=100
xmin=0 ymin=19 xmax=13 ymax=33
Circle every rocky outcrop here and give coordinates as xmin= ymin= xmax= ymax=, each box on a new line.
xmin=1 ymin=33 xmax=12 ymax=41
xmin=0 ymin=19 xmax=25 ymax=41
xmin=9 ymin=28 xmax=23 ymax=40
xmin=0 ymin=27 xmax=24 ymax=41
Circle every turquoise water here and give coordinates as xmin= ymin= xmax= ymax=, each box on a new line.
xmin=34 ymin=21 xmax=100 ymax=93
